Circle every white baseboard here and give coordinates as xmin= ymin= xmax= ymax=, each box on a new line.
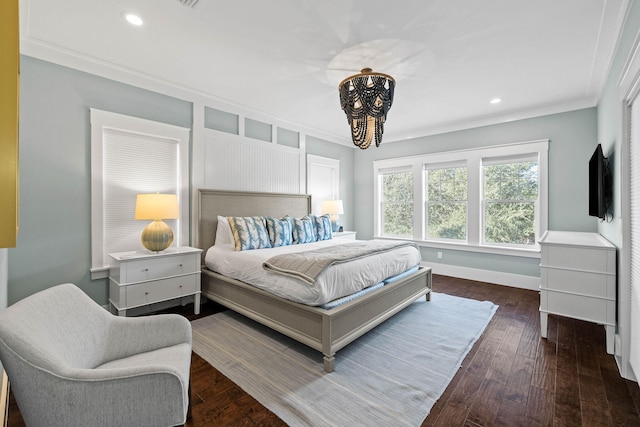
xmin=423 ymin=261 xmax=540 ymax=291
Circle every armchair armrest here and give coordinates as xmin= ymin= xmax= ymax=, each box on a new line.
xmin=102 ymin=314 xmax=191 ymax=364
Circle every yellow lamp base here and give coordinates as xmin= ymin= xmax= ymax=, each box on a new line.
xmin=140 ymin=220 xmax=174 ymax=252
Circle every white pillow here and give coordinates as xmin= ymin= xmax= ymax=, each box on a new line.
xmin=215 ymin=215 xmax=233 ymax=245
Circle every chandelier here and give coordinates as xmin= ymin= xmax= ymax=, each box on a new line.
xmin=338 ymin=68 xmax=395 ymax=149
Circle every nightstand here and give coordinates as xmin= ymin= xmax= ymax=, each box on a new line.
xmin=333 ymin=231 xmax=357 ymax=240
xmin=108 ymin=246 xmax=203 ymax=317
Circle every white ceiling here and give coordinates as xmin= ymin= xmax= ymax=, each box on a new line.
xmin=19 ymin=0 xmax=630 ymax=145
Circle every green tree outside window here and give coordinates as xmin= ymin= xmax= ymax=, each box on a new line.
xmin=381 ymin=171 xmax=413 ymax=237
xmin=483 ymin=161 xmax=538 ymax=245
xmin=426 ymin=167 xmax=467 ymax=240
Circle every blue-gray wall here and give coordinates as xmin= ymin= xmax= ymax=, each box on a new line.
xmin=594 ymin=0 xmax=640 ymax=381
xmin=8 ymin=46 xmax=617 ymax=304
xmin=353 ymin=108 xmax=600 ymax=276
xmin=9 ymin=56 xmax=355 ymax=305
xmin=11 ymin=57 xmax=193 ymax=305
xmin=596 ymin=0 xmax=640 ymax=249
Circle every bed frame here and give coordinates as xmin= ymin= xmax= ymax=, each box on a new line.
xmin=197 ymin=189 xmax=432 ymax=372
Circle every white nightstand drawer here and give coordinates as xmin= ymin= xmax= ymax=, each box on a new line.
xmin=124 ymin=274 xmax=198 ymax=308
xmin=333 ymin=231 xmax=357 ymax=240
xmin=108 ymin=246 xmax=203 ymax=316
xmin=120 ymin=254 xmax=198 ymax=283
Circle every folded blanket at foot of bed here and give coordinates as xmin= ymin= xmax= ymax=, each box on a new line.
xmin=262 ymin=240 xmax=419 ymax=285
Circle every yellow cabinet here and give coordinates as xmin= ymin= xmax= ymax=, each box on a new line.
xmin=0 ymin=0 xmax=19 ymax=248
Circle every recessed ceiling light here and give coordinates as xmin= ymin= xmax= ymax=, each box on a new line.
xmin=490 ymin=98 xmax=502 ymax=104
xmin=123 ymin=13 xmax=144 ymax=26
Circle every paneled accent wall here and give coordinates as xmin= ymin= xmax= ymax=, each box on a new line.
xmin=203 ymin=131 xmax=302 ymax=193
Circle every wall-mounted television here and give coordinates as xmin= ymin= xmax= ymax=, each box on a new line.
xmin=588 ymin=143 xmax=611 ymax=220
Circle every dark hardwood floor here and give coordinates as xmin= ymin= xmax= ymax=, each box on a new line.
xmin=7 ymin=275 xmax=640 ymax=426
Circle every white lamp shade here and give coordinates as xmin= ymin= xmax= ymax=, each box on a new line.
xmin=322 ymin=200 xmax=344 ymax=215
xmin=134 ymin=194 xmax=179 ymax=220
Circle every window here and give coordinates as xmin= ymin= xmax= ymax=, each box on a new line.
xmin=380 ymin=169 xmax=413 ymax=237
xmin=90 ymin=109 xmax=190 ymax=279
xmin=373 ymin=140 xmax=548 ymax=254
xmin=425 ymin=165 xmax=467 ymax=241
xmin=483 ymin=156 xmax=538 ymax=246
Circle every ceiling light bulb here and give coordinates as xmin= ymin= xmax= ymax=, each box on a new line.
xmin=490 ymin=98 xmax=501 ymax=104
xmin=124 ymin=13 xmax=144 ymax=26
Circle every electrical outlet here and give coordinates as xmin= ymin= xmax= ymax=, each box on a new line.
xmin=437 ymin=251 xmax=443 ymax=260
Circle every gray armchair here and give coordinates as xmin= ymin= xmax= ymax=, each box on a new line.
xmin=0 ymin=283 xmax=192 ymax=427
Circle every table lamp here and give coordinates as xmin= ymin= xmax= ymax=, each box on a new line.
xmin=322 ymin=200 xmax=344 ymax=232
xmin=134 ymin=193 xmax=179 ymax=251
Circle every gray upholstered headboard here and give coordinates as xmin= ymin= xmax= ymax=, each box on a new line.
xmin=197 ymin=189 xmax=312 ymax=257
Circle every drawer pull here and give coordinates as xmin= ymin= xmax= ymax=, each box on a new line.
xmin=179 ymin=263 xmax=183 ymax=267
xmin=179 ymin=285 xmax=183 ymax=288
xmin=142 ymin=268 xmax=149 ymax=272
xmin=145 ymin=291 xmax=149 ymax=295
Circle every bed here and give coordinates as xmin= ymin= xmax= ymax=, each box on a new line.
xmin=197 ymin=189 xmax=432 ymax=372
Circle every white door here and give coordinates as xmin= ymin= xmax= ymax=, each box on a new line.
xmin=306 ymin=154 xmax=340 ymax=215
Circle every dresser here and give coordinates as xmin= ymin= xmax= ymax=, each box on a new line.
xmin=539 ymin=230 xmax=616 ymax=354
xmin=109 ymin=246 xmax=202 ymax=316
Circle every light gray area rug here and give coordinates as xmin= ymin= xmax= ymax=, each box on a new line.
xmin=191 ymin=293 xmax=498 ymax=427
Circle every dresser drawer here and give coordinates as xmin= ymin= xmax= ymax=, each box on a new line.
xmin=540 ymin=267 xmax=616 ymax=299
xmin=541 ymin=245 xmax=615 ymax=273
xmin=542 ymin=290 xmax=615 ymax=326
xmin=124 ymin=274 xmax=198 ymax=308
xmin=119 ymin=254 xmax=198 ymax=283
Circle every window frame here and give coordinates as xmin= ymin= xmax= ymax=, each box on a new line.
xmin=378 ymin=166 xmax=415 ymax=238
xmin=373 ymin=140 xmax=548 ymax=257
xmin=481 ymin=154 xmax=540 ymax=248
xmin=90 ymin=109 xmax=190 ymax=279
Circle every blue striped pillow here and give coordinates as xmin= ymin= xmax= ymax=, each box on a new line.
xmin=266 ymin=216 xmax=293 ymax=247
xmin=228 ymin=216 xmax=272 ymax=251
xmin=306 ymin=214 xmax=333 ymax=241
xmin=291 ymin=217 xmax=316 ymax=244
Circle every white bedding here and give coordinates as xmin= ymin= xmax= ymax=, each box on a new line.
xmin=205 ymin=239 xmax=421 ymax=305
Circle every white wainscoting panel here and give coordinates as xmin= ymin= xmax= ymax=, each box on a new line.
xmin=204 ymin=132 xmax=302 ymax=194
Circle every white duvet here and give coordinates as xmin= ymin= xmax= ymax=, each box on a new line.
xmin=205 ymin=239 xmax=422 ymax=305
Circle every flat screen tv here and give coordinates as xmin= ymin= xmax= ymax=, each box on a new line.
xmin=588 ymin=143 xmax=610 ymax=220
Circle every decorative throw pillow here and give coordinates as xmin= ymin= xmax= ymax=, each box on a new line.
xmin=227 ymin=216 xmax=272 ymax=251
xmin=266 ymin=216 xmax=293 ymax=247
xmin=214 ymin=215 xmax=233 ymax=245
xmin=306 ymin=214 xmax=333 ymax=241
xmin=291 ymin=216 xmax=316 ymax=244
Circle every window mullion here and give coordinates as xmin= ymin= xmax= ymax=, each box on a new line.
xmin=467 ymin=156 xmax=481 ymax=245
xmin=413 ymin=162 xmax=424 ymax=240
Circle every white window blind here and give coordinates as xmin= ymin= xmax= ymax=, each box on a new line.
xmin=629 ymin=99 xmax=640 ymax=374
xmin=102 ymin=129 xmax=179 ymax=255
